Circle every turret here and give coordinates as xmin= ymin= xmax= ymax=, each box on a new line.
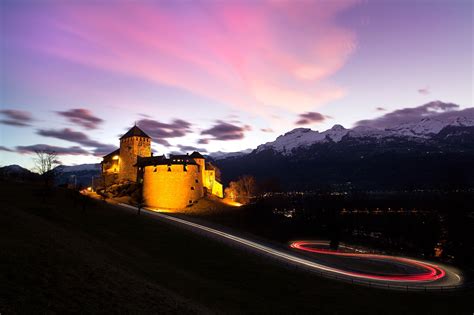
xmin=190 ymin=151 xmax=206 ymax=185
xmin=118 ymin=125 xmax=151 ymax=182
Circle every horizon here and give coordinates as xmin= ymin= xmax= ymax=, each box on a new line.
xmin=1 ymin=0 xmax=473 ymax=168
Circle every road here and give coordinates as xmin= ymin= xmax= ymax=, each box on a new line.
xmin=117 ymin=203 xmax=464 ymax=290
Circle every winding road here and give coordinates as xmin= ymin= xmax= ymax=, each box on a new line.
xmin=117 ymin=203 xmax=463 ymax=290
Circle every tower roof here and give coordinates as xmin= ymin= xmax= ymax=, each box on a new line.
xmin=120 ymin=125 xmax=151 ymax=140
xmin=189 ymin=151 xmax=204 ymax=159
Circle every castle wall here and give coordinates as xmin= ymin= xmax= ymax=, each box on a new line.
xmin=119 ymin=137 xmax=151 ymax=182
xmin=193 ymin=157 xmax=206 ymax=186
xmin=143 ymin=164 xmax=204 ymax=209
xmin=211 ymin=181 xmax=223 ymax=198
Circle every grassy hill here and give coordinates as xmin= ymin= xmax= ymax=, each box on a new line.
xmin=0 ymin=181 xmax=472 ymax=314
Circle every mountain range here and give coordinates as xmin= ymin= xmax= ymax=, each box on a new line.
xmin=213 ymin=106 xmax=474 ymax=191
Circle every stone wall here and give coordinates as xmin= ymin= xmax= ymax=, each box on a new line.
xmin=119 ymin=137 xmax=151 ymax=182
xmin=143 ymin=164 xmax=204 ymax=209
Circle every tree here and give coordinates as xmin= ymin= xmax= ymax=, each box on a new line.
xmin=33 ymin=149 xmax=60 ymax=186
xmin=225 ymin=175 xmax=257 ymax=205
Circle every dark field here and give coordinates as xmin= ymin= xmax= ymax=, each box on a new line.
xmin=0 ymin=181 xmax=473 ymax=314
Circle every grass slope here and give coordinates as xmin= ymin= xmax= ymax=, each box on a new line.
xmin=0 ymin=181 xmax=472 ymax=314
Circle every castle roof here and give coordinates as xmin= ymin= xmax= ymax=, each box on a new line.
xmin=189 ymin=151 xmax=204 ymax=159
xmin=136 ymin=155 xmax=197 ymax=167
xmin=120 ymin=125 xmax=151 ymax=140
xmin=102 ymin=148 xmax=120 ymax=160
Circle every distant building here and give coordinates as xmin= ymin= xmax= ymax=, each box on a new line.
xmin=101 ymin=125 xmax=223 ymax=209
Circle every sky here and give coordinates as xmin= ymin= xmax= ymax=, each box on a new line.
xmin=0 ymin=0 xmax=472 ymax=168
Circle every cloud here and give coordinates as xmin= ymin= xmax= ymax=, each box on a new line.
xmin=175 ymin=144 xmax=207 ymax=153
xmin=418 ymin=87 xmax=430 ymax=95
xmin=261 ymin=128 xmax=274 ymax=133
xmin=201 ymin=121 xmax=251 ymax=142
xmin=35 ymin=1 xmax=358 ymax=114
xmin=356 ymin=101 xmax=471 ymax=129
xmin=295 ymin=112 xmax=327 ymax=125
xmin=197 ymin=139 xmax=209 ymax=145
xmin=0 ymin=109 xmax=33 ymax=127
xmin=0 ymin=146 xmax=14 ymax=152
xmin=56 ymin=108 xmax=104 ymax=129
xmin=91 ymin=144 xmax=118 ymax=157
xmin=136 ymin=118 xmax=192 ymax=145
xmin=37 ymin=128 xmax=116 ymax=156
xmin=16 ymin=144 xmax=90 ymax=155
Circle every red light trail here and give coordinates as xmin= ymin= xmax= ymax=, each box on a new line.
xmin=290 ymin=241 xmax=446 ymax=282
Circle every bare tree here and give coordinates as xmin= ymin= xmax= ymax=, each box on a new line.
xmin=225 ymin=175 xmax=257 ymax=205
xmin=33 ymin=149 xmax=60 ymax=186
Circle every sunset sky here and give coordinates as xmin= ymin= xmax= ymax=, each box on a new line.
xmin=1 ymin=0 xmax=472 ymax=168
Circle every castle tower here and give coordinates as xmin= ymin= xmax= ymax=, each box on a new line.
xmin=190 ymin=151 xmax=206 ymax=187
xmin=119 ymin=125 xmax=151 ymax=182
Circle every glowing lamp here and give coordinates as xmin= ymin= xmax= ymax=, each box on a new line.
xmin=112 ymin=155 xmax=119 ymax=160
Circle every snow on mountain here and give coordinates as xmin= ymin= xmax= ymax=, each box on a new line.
xmin=209 ymin=149 xmax=253 ymax=160
xmin=255 ymin=114 xmax=474 ymax=155
xmin=256 ymin=125 xmax=349 ymax=154
xmin=56 ymin=163 xmax=101 ymax=173
xmin=387 ymin=116 xmax=474 ymax=138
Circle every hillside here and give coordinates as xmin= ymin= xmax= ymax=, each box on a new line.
xmin=1 ymin=180 xmax=472 ymax=313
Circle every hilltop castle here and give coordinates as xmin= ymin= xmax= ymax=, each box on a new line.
xmin=101 ymin=125 xmax=223 ymax=209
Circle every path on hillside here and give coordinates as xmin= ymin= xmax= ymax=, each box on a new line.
xmin=114 ymin=202 xmax=464 ymax=291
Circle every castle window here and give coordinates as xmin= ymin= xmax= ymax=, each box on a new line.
xmin=189 ymin=200 xmax=192 ymax=204
xmin=191 ymin=186 xmax=194 ymax=190
xmin=167 ymin=167 xmax=171 ymax=172
xmin=183 ymin=165 xmax=187 ymax=172
xmin=195 ymin=179 xmax=199 ymax=183
xmin=153 ymin=167 xmax=157 ymax=172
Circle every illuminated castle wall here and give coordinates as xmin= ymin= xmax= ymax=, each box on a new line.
xmin=101 ymin=125 xmax=223 ymax=210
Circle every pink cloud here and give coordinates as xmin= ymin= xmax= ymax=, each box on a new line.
xmin=34 ymin=1 xmax=358 ymax=114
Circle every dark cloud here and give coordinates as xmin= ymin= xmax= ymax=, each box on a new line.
xmin=197 ymin=139 xmax=209 ymax=144
xmin=201 ymin=121 xmax=251 ymax=141
xmin=376 ymin=107 xmax=386 ymax=111
xmin=295 ymin=112 xmax=327 ymax=125
xmin=37 ymin=128 xmax=116 ymax=157
xmin=16 ymin=144 xmax=89 ymax=155
xmin=56 ymin=108 xmax=104 ymax=129
xmin=136 ymin=118 xmax=192 ymax=145
xmin=418 ymin=87 xmax=430 ymax=95
xmin=91 ymin=144 xmax=118 ymax=157
xmin=0 ymin=109 xmax=33 ymax=127
xmin=261 ymin=128 xmax=274 ymax=133
xmin=155 ymin=139 xmax=171 ymax=147
xmin=0 ymin=146 xmax=14 ymax=152
xmin=176 ymin=144 xmax=207 ymax=153
xmin=356 ymin=101 xmax=471 ymax=129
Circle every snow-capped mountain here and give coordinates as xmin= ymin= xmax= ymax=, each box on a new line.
xmin=208 ymin=149 xmax=253 ymax=160
xmin=56 ymin=163 xmax=101 ymax=173
xmin=255 ymin=114 xmax=474 ymax=155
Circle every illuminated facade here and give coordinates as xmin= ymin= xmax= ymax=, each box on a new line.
xmin=101 ymin=125 xmax=223 ymax=210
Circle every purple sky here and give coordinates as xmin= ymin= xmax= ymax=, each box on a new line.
xmin=1 ymin=0 xmax=472 ymax=168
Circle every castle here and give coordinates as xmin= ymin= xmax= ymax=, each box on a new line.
xmin=101 ymin=125 xmax=223 ymax=209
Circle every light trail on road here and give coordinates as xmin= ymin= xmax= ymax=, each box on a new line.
xmin=117 ymin=203 xmax=460 ymax=287
xmin=290 ymin=241 xmax=446 ymax=282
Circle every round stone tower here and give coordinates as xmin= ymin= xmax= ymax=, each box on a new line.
xmin=119 ymin=125 xmax=151 ymax=182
